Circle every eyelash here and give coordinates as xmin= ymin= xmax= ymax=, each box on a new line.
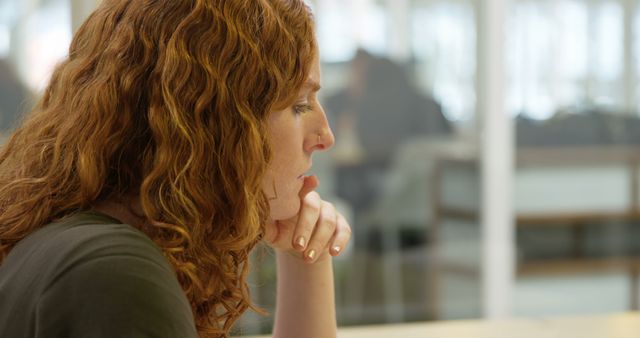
xmin=293 ymin=103 xmax=313 ymax=115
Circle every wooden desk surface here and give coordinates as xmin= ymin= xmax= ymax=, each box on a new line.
xmin=243 ymin=312 xmax=640 ymax=338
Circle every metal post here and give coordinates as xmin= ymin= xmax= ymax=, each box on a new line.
xmin=477 ymin=0 xmax=515 ymax=319
xmin=385 ymin=0 xmax=411 ymax=62
xmin=623 ymin=0 xmax=637 ymax=114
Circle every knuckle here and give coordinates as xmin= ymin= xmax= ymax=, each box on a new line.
xmin=303 ymin=191 xmax=320 ymax=203
xmin=307 ymin=190 xmax=320 ymax=199
xmin=302 ymin=197 xmax=321 ymax=213
xmin=324 ymin=219 xmax=337 ymax=231
xmin=320 ymin=203 xmax=337 ymax=228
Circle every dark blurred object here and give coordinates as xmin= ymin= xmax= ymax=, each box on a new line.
xmin=324 ymin=49 xmax=452 ymax=249
xmin=0 ymin=58 xmax=30 ymax=133
xmin=517 ymin=107 xmax=640 ymax=147
xmin=325 ymin=49 xmax=451 ymax=165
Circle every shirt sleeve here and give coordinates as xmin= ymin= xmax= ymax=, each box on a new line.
xmin=34 ymin=253 xmax=199 ymax=338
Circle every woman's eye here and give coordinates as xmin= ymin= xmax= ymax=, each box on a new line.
xmin=293 ymin=103 xmax=313 ymax=115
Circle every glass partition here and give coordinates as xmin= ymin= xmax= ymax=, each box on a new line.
xmin=244 ymin=0 xmax=485 ymax=333
xmin=508 ymin=0 xmax=640 ymax=318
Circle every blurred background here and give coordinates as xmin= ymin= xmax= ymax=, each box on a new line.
xmin=3 ymin=0 xmax=640 ymax=334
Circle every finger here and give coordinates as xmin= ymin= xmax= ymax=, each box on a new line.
xmin=329 ymin=213 xmax=352 ymax=256
xmin=298 ymin=175 xmax=319 ymax=199
xmin=268 ymin=176 xmax=319 ymax=250
xmin=304 ymin=201 xmax=338 ymax=263
xmin=292 ymin=190 xmax=321 ymax=251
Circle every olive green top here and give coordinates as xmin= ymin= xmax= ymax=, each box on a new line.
xmin=0 ymin=210 xmax=198 ymax=338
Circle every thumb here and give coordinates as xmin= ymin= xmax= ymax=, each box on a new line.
xmin=299 ymin=175 xmax=319 ymax=199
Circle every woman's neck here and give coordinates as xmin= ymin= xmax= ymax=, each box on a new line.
xmin=92 ymin=197 xmax=146 ymax=228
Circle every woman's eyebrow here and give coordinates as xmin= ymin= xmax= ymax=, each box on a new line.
xmin=304 ymin=80 xmax=321 ymax=92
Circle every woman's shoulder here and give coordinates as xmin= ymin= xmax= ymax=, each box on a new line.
xmin=0 ymin=211 xmax=198 ymax=338
xmin=0 ymin=210 xmax=176 ymax=294
xmin=9 ymin=210 xmax=170 ymax=273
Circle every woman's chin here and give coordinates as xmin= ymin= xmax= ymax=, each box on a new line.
xmin=269 ymin=198 xmax=301 ymax=222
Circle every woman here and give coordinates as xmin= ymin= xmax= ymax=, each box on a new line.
xmin=0 ymin=1 xmax=350 ymax=337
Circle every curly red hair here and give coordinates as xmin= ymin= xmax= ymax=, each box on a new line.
xmin=0 ymin=0 xmax=316 ymax=336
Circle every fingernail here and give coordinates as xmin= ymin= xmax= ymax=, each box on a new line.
xmin=332 ymin=246 xmax=341 ymax=255
xmin=296 ymin=236 xmax=306 ymax=249
xmin=307 ymin=249 xmax=316 ymax=260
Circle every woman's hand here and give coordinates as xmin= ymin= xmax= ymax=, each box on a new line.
xmin=264 ymin=175 xmax=351 ymax=263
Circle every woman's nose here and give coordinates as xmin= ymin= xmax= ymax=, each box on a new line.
xmin=309 ymin=108 xmax=335 ymax=152
xmin=316 ymin=126 xmax=335 ymax=151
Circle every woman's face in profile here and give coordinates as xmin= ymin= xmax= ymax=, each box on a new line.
xmin=263 ymin=55 xmax=334 ymax=221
